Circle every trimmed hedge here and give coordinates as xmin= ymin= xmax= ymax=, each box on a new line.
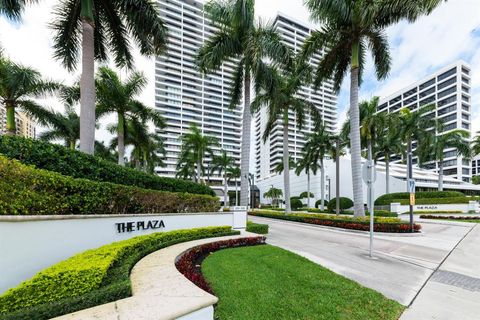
xmin=0 ymin=226 xmax=238 ymax=319
xmin=413 ymin=210 xmax=463 ymax=214
xmin=249 ymin=210 xmax=421 ymax=233
xmin=175 ymin=237 xmax=266 ymax=294
xmin=307 ymin=208 xmax=331 ymax=214
xmin=291 ymin=198 xmax=303 ymax=210
xmin=375 ymin=191 xmax=465 ymax=205
xmin=0 ymin=135 xmax=214 ymax=196
xmin=342 ymin=210 xmax=398 ymax=217
xmin=390 ymin=197 xmax=480 ymax=205
xmin=0 ymin=156 xmax=219 ymax=215
xmin=419 ymin=215 xmax=480 ymax=220
xmin=315 ymin=199 xmax=328 ymax=208
xmin=246 ymin=221 xmax=269 ymax=234
xmin=327 ymin=197 xmax=353 ymax=212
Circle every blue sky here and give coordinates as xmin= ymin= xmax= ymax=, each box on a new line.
xmin=0 ymin=0 xmax=479 ymax=140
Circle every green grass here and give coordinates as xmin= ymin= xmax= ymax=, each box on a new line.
xmin=202 ymin=245 xmax=404 ymax=320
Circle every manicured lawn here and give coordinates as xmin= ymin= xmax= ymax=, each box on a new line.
xmin=202 ymin=245 xmax=404 ymax=320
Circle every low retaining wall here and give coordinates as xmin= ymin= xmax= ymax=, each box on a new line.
xmin=390 ymin=201 xmax=479 ymax=214
xmin=0 ymin=210 xmax=247 ymax=294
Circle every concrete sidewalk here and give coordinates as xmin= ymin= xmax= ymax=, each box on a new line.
xmin=401 ymin=224 xmax=480 ymax=320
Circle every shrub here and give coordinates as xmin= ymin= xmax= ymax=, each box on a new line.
xmin=413 ymin=210 xmax=463 ymax=214
xmin=0 ymin=135 xmax=214 ymax=196
xmin=299 ymin=191 xmax=314 ymax=198
xmin=419 ymin=215 xmax=480 ymax=220
xmin=0 ymin=226 xmax=238 ymax=319
xmin=375 ymin=191 xmax=465 ymax=205
xmin=307 ymin=208 xmax=330 ymax=214
xmin=342 ymin=210 xmax=398 ymax=217
xmin=175 ymin=237 xmax=266 ymax=293
xmin=315 ymin=199 xmax=329 ymax=208
xmin=246 ymin=221 xmax=269 ymax=234
xmin=0 ymin=156 xmax=219 ymax=215
xmin=249 ymin=211 xmax=420 ymax=233
xmin=290 ymin=198 xmax=303 ymax=210
xmin=388 ymin=197 xmax=480 ymax=205
xmin=327 ymin=197 xmax=353 ymax=212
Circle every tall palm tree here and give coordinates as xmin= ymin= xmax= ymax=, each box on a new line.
xmin=176 ymin=150 xmax=197 ymax=181
xmin=398 ymin=105 xmax=437 ymax=187
xmin=51 ymin=0 xmax=167 ymax=155
xmin=179 ymin=124 xmax=218 ymax=183
xmin=472 ymin=132 xmax=480 ymax=157
xmin=419 ymin=129 xmax=470 ymax=191
xmin=328 ymin=134 xmax=346 ymax=215
xmin=94 ymin=140 xmax=117 ymax=163
xmin=0 ymin=57 xmax=59 ymax=135
xmin=211 ymin=150 xmax=234 ymax=207
xmin=36 ymin=104 xmax=80 ymax=149
xmin=303 ymin=124 xmax=334 ymax=211
xmin=302 ymin=0 xmax=444 ymax=216
xmin=227 ymin=166 xmax=241 ymax=206
xmin=197 ymin=0 xmax=291 ymax=207
xmin=251 ymin=59 xmax=319 ymax=214
xmin=96 ymin=67 xmax=164 ymax=166
xmin=374 ymin=114 xmax=403 ymax=194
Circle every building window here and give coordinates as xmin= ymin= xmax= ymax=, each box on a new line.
xmin=437 ymin=87 xmax=456 ymax=99
xmin=419 ymin=78 xmax=435 ymax=90
xmin=437 ymin=78 xmax=456 ymax=90
xmin=437 ymin=67 xmax=456 ymax=81
xmin=462 ymin=168 xmax=470 ymax=175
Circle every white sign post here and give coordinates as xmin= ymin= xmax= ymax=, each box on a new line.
xmin=362 ymin=162 xmax=377 ymax=258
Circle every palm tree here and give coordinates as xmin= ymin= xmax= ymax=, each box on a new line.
xmin=96 ymin=67 xmax=164 ymax=166
xmin=302 ymin=0 xmax=444 ymax=216
xmin=94 ymin=140 xmax=117 ymax=163
xmin=36 ymin=104 xmax=80 ymax=149
xmin=374 ymin=114 xmax=403 ymax=194
xmin=303 ymin=124 xmax=334 ymax=211
xmin=263 ymin=186 xmax=283 ymax=208
xmin=251 ymin=58 xmax=319 ymax=214
xmin=328 ymin=134 xmax=346 ymax=215
xmin=419 ymin=129 xmax=470 ymax=191
xmin=0 ymin=57 xmax=59 ymax=135
xmin=180 ymin=124 xmax=218 ymax=183
xmin=227 ymin=166 xmax=241 ymax=206
xmin=472 ymin=132 xmax=480 ymax=157
xmin=398 ymin=105 xmax=437 ymax=186
xmin=0 ymin=0 xmax=34 ymax=21
xmin=197 ymin=0 xmax=291 ymax=207
xmin=211 ymin=150 xmax=234 ymax=207
xmin=176 ymin=150 xmax=197 ymax=181
xmin=51 ymin=0 xmax=167 ymax=155
xmin=295 ymin=153 xmax=320 ymax=209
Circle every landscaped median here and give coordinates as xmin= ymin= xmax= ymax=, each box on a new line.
xmin=249 ymin=210 xmax=421 ymax=233
xmin=0 ymin=156 xmax=219 ymax=215
xmin=419 ymin=215 xmax=480 ymax=223
xmin=0 ymin=226 xmax=238 ymax=320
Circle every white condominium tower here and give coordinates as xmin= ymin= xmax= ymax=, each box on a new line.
xmin=155 ymin=0 xmax=241 ymax=193
xmin=378 ymin=61 xmax=472 ymax=183
xmin=254 ymin=13 xmax=338 ymax=181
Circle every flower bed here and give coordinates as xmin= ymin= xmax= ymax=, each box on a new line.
xmin=0 ymin=226 xmax=237 ymax=320
xmin=0 ymin=156 xmax=219 ymax=215
xmin=249 ymin=210 xmax=421 ymax=233
xmin=419 ymin=215 xmax=480 ymax=220
xmin=175 ymin=237 xmax=266 ymax=293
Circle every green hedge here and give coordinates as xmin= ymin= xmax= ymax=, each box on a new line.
xmin=327 ymin=197 xmax=353 ymax=212
xmin=375 ymin=191 xmax=465 ymax=205
xmin=342 ymin=210 xmax=398 ymax=217
xmin=291 ymin=198 xmax=303 ymax=210
xmin=0 ymin=226 xmax=237 ymax=319
xmin=315 ymin=199 xmax=328 ymax=208
xmin=0 ymin=156 xmax=219 ymax=215
xmin=391 ymin=197 xmax=479 ymax=205
xmin=249 ymin=211 xmax=420 ymax=233
xmin=0 ymin=135 xmax=214 ymax=196
xmin=246 ymin=221 xmax=269 ymax=234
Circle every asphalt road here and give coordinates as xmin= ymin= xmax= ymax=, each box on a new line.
xmin=249 ymin=216 xmax=473 ymax=306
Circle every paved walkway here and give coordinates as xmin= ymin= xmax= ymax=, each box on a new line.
xmin=249 ymin=216 xmax=473 ymax=306
xmin=401 ymin=224 xmax=480 ymax=320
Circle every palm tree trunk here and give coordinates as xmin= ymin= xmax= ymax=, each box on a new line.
xmin=5 ymin=102 xmax=16 ymax=135
xmin=336 ymin=138 xmax=340 ymax=215
xmin=235 ymin=177 xmax=238 ymax=206
xmin=350 ymin=42 xmax=365 ymax=217
xmin=438 ymin=159 xmax=444 ymax=191
xmin=69 ymin=140 xmax=76 ymax=150
xmin=117 ymin=112 xmax=125 ymax=166
xmin=143 ymin=150 xmax=148 ymax=172
xmin=224 ymin=174 xmax=228 ymax=207
xmin=385 ymin=156 xmax=390 ymax=194
xmin=240 ymin=74 xmax=251 ymax=207
xmin=79 ymin=18 xmax=95 ymax=155
xmin=307 ymin=171 xmax=311 ymax=208
xmin=320 ymin=159 xmax=325 ymax=211
xmin=196 ymin=158 xmax=202 ymax=183
xmin=283 ymin=120 xmax=291 ymax=214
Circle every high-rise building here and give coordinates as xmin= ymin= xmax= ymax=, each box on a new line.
xmin=155 ymin=0 xmax=242 ymax=196
xmin=472 ymin=156 xmax=480 ymax=180
xmin=254 ymin=13 xmax=338 ymax=181
xmin=378 ymin=61 xmax=472 ymax=182
xmin=0 ymin=106 xmax=36 ymax=138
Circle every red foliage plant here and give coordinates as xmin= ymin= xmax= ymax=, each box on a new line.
xmin=175 ymin=236 xmax=266 ymax=293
